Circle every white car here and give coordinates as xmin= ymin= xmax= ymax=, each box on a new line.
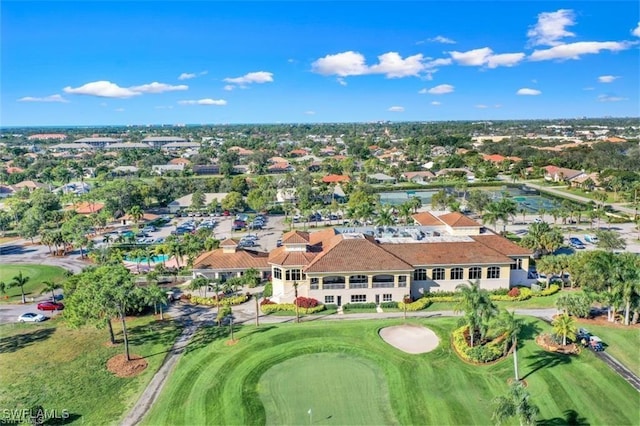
xmin=18 ymin=312 xmax=46 ymax=322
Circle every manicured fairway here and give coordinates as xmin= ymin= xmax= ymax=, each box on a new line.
xmin=580 ymin=323 xmax=640 ymax=376
xmin=142 ymin=317 xmax=639 ymax=426
xmin=259 ymin=353 xmax=396 ymax=425
xmin=0 ymin=264 xmax=67 ymax=303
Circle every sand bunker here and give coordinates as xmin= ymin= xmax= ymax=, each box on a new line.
xmin=379 ymin=325 xmax=440 ymax=354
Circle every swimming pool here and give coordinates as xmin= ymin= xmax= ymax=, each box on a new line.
xmin=125 ymin=254 xmax=169 ymax=264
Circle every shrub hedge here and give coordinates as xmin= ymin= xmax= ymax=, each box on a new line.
xmin=398 ymin=297 xmax=432 ymax=311
xmin=452 ymin=326 xmax=504 ymax=363
xmin=380 ymin=301 xmax=399 ymax=309
xmin=190 ymin=294 xmax=248 ymax=306
xmin=342 ymin=302 xmax=377 ymax=310
xmin=260 ymin=303 xmax=326 ymax=315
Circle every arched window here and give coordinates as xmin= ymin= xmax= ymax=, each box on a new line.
xmin=487 ymin=266 xmax=501 ymax=279
xmin=432 ymin=268 xmax=445 ymax=280
xmin=468 ymin=267 xmax=482 ymax=280
xmin=450 ymin=267 xmax=464 ymax=280
xmin=414 ymin=268 xmax=427 ymax=281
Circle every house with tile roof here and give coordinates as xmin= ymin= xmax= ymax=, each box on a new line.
xmin=192 ymin=238 xmax=271 ymax=281
xmin=321 ymin=174 xmax=350 ymax=184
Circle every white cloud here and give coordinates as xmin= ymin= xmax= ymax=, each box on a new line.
xmin=178 ymin=98 xmax=227 ymax=106
xmin=517 ymin=88 xmax=542 ymax=95
xmin=449 ymin=48 xmax=524 ymax=68
xmin=424 ymin=58 xmax=452 ymax=68
xmin=129 ymin=82 xmax=188 ymax=93
xmin=312 ymin=51 xmax=438 ymax=79
xmin=369 ymin=52 xmax=425 ymax=78
xmin=337 ymin=78 xmax=348 ymax=86
xmin=431 ymin=101 xmax=441 ymax=106
xmin=475 ymin=104 xmax=489 ymax=109
xmin=529 ymin=41 xmax=632 ymax=61
xmin=633 ymin=22 xmax=640 ymax=37
xmin=422 ymin=84 xmax=455 ymax=95
xmin=17 ymin=94 xmax=69 ymax=103
xmin=527 ymin=9 xmax=576 ymax=46
xmin=223 ymin=85 xmax=235 ymax=91
xmin=598 ymin=94 xmax=627 ymax=102
xmin=311 ymin=51 xmax=368 ymax=77
xmin=598 ymin=75 xmax=618 ymax=83
xmin=388 ymin=106 xmax=405 ymax=112
xmin=486 ymin=52 xmax=526 ymax=68
xmin=178 ymin=73 xmax=196 ymax=80
xmin=223 ymin=71 xmax=274 ymax=86
xmin=427 ymin=35 xmax=457 ymax=44
xmin=304 ymin=110 xmax=316 ymax=115
xmin=63 ymin=81 xmax=140 ymax=98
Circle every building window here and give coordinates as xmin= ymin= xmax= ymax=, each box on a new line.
xmin=414 ymin=268 xmax=427 ymax=281
xmin=273 ymin=268 xmax=282 ymax=280
xmin=310 ymin=278 xmax=319 ymax=290
xmin=432 ymin=268 xmax=445 ymax=281
xmin=510 ymin=258 xmax=523 ymax=270
xmin=349 ymin=275 xmax=368 ymax=283
xmin=285 ymin=269 xmax=302 ymax=281
xmin=468 ymin=267 xmax=482 ymax=280
xmin=487 ymin=266 xmax=501 ymax=279
xmin=351 ymin=294 xmax=367 ymax=303
xmin=398 ymin=276 xmax=407 ymax=287
xmin=451 ymin=267 xmax=464 ymax=280
xmin=324 ymin=295 xmax=334 ymax=304
xmin=383 ymin=294 xmax=392 ymax=302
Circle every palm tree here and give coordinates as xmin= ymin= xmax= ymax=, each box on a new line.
xmin=498 ymin=310 xmax=522 ymax=381
xmin=12 ymin=271 xmax=30 ymax=304
xmin=41 ymin=280 xmax=61 ymax=301
xmin=375 ymin=205 xmax=395 ymax=227
xmin=146 ymin=283 xmax=167 ymax=320
xmin=128 ymin=205 xmax=144 ymax=225
xmin=409 ymin=196 xmax=422 ymax=213
xmin=455 ymin=280 xmax=497 ymax=347
xmin=242 ymin=268 xmax=261 ymax=288
xmin=492 ymin=381 xmax=539 ymax=426
xmin=190 ymin=276 xmax=208 ymax=297
xmin=552 ymin=313 xmax=576 ymax=346
xmin=398 ymin=201 xmax=414 ymax=225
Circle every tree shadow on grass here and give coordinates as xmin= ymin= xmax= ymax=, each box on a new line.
xmin=521 ymin=349 xmax=574 ymax=380
xmin=519 ymin=320 xmax=543 ymax=341
xmin=124 ymin=320 xmax=182 ymax=348
xmin=43 ymin=413 xmax=83 ymax=425
xmin=0 ymin=327 xmax=55 ymax=354
xmin=538 ymin=409 xmax=590 ymax=425
xmin=185 ymin=324 xmax=241 ymax=354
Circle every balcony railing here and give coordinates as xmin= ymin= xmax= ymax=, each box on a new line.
xmin=310 ymin=284 xmax=319 ymax=290
xmin=323 ymin=283 xmax=346 ymax=290
xmin=349 ymin=282 xmax=368 ymax=289
xmin=372 ymin=281 xmax=395 ymax=288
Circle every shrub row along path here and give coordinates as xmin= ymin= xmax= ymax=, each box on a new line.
xmin=122 ymin=302 xmax=639 ymax=425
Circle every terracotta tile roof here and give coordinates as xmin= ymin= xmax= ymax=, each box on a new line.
xmin=305 ymin=236 xmax=413 ymax=273
xmin=472 ymin=235 xmax=533 ymax=256
xmin=169 ymin=158 xmax=191 ymax=165
xmin=6 ymin=166 xmax=24 ymax=174
xmin=193 ymin=248 xmax=270 ymax=270
xmin=383 ymin=241 xmax=514 ymax=266
xmin=308 ymin=228 xmax=338 ymax=245
xmin=71 ymin=202 xmax=105 ymax=214
xmin=412 ymin=212 xmax=442 ymax=226
xmin=220 ymin=238 xmax=238 ymax=247
xmin=321 ymin=174 xmax=350 ymax=183
xmin=483 ymin=154 xmax=507 ymax=163
xmin=268 ymin=247 xmax=317 ymax=266
xmin=437 ymin=212 xmax=481 ymax=227
xmin=282 ymin=230 xmax=309 ymax=244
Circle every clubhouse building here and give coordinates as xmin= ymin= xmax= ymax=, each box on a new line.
xmin=192 ymin=212 xmax=532 ymax=306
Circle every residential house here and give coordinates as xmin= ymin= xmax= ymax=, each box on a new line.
xmin=321 ymin=174 xmax=350 ymax=184
xmin=402 ymin=171 xmax=435 ymax=184
xmin=543 ymin=166 xmax=585 ymax=183
xmin=368 ymin=173 xmax=397 ymax=184
xmin=142 ymin=136 xmax=188 ymax=148
xmin=152 ymin=164 xmax=185 ymax=175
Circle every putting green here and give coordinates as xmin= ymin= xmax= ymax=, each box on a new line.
xmin=259 ymin=352 xmax=397 ymax=425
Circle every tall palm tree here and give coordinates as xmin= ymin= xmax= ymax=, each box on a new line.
xmin=41 ymin=280 xmax=61 ymax=301
xmin=375 ymin=205 xmax=395 ymax=227
xmin=552 ymin=313 xmax=576 ymax=346
xmin=146 ymin=283 xmax=167 ymax=320
xmin=398 ymin=201 xmax=414 ymax=225
xmin=498 ymin=310 xmax=522 ymax=381
xmin=128 ymin=205 xmax=144 ymax=225
xmin=12 ymin=271 xmax=30 ymax=304
xmin=492 ymin=381 xmax=539 ymax=426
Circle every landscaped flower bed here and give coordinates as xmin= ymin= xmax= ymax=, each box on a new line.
xmin=260 ymin=298 xmax=326 ymax=314
xmin=535 ymin=333 xmax=580 ymax=354
xmin=187 ymin=294 xmax=249 ymax=306
xmin=452 ymin=326 xmax=506 ymax=363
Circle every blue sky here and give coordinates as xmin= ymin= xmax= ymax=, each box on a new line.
xmin=1 ymin=1 xmax=639 ymax=126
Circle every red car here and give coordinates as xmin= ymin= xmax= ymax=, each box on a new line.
xmin=37 ymin=301 xmax=65 ymax=311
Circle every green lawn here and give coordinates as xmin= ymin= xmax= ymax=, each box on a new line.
xmin=0 ymin=315 xmax=182 ymax=425
xmin=580 ymin=323 xmax=640 ymax=377
xmin=260 ymin=353 xmax=396 ymax=425
xmin=0 ymin=264 xmax=68 ymax=303
xmin=142 ymin=317 xmax=638 ymax=425
xmin=423 ymin=291 xmax=564 ymax=312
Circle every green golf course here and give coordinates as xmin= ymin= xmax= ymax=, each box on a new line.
xmin=0 ymin=264 xmax=67 ymax=303
xmin=142 ymin=317 xmax=639 ymax=425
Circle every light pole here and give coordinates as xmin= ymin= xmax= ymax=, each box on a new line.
xmin=255 ymin=291 xmax=262 ymax=327
xmin=403 ymin=294 xmax=409 ymax=321
xmin=293 ymin=281 xmax=300 ymax=323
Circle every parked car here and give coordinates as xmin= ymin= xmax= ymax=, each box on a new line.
xmin=37 ymin=301 xmax=65 ymax=311
xmin=276 ymin=238 xmax=283 ymax=247
xmin=569 ymin=237 xmax=585 ymax=249
xmin=18 ymin=312 xmax=46 ymax=322
xmin=584 ymin=234 xmax=599 ymax=244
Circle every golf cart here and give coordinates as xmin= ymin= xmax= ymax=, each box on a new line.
xmin=589 ymin=336 xmax=604 ymax=352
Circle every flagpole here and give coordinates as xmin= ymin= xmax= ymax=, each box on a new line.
xmin=308 ymin=408 xmax=312 ymax=425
